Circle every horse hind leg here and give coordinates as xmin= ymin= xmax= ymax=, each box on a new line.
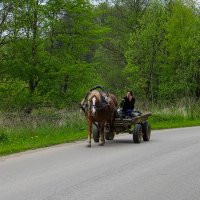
xmin=99 ymin=123 xmax=105 ymax=146
xmin=110 ymin=115 xmax=116 ymax=139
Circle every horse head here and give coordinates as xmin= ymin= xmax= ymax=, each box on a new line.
xmin=80 ymin=91 xmax=101 ymax=116
xmin=87 ymin=91 xmax=101 ymax=116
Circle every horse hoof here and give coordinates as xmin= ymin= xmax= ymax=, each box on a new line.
xmin=87 ymin=144 xmax=91 ymax=148
xmin=99 ymin=143 xmax=104 ymax=146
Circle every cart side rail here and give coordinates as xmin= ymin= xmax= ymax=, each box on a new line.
xmin=114 ymin=112 xmax=152 ymax=126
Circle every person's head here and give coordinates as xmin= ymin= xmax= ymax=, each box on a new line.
xmin=126 ymin=91 xmax=133 ymax=98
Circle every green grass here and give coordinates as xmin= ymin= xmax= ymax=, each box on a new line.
xmin=1 ymin=108 xmax=200 ymax=156
xmin=149 ymin=114 xmax=200 ymax=129
xmin=0 ymin=124 xmax=88 ymax=156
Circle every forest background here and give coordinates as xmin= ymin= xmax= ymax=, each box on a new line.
xmin=0 ymin=0 xmax=200 ymax=154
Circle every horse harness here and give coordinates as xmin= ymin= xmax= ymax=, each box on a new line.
xmin=81 ymin=91 xmax=111 ymax=116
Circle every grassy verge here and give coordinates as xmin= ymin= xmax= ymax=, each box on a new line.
xmin=0 ymin=124 xmax=88 ymax=156
xmin=149 ymin=114 xmax=200 ymax=129
xmin=0 ymin=109 xmax=88 ymax=156
xmin=0 ymin=112 xmax=200 ymax=156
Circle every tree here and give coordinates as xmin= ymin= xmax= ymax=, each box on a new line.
xmin=93 ymin=0 xmax=148 ymax=95
xmin=164 ymin=0 xmax=200 ymax=99
xmin=0 ymin=0 xmax=104 ymax=109
xmin=125 ymin=0 xmax=166 ymax=102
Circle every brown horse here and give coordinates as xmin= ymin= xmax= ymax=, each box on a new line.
xmin=80 ymin=89 xmax=118 ymax=147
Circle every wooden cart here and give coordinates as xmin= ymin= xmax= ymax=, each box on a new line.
xmin=93 ymin=112 xmax=152 ymax=143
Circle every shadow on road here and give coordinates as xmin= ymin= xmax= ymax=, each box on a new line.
xmin=110 ymin=139 xmax=133 ymax=144
xmin=104 ymin=137 xmax=155 ymax=147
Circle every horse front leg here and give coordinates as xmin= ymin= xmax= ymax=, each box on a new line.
xmin=99 ymin=122 xmax=105 ymax=146
xmin=87 ymin=118 xmax=92 ymax=147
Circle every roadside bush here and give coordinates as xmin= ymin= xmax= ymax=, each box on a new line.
xmin=0 ymin=133 xmax=8 ymax=143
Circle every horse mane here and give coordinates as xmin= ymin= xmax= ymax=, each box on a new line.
xmin=87 ymin=90 xmax=102 ymax=101
xmin=84 ymin=85 xmax=108 ymax=101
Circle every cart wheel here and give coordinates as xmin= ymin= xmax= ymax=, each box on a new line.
xmin=105 ymin=126 xmax=114 ymax=140
xmin=93 ymin=125 xmax=99 ymax=143
xmin=133 ymin=124 xmax=142 ymax=143
xmin=142 ymin=121 xmax=151 ymax=141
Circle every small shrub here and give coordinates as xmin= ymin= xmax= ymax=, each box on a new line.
xmin=0 ymin=133 xmax=8 ymax=143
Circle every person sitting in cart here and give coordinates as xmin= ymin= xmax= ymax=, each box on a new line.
xmin=120 ymin=91 xmax=135 ymax=118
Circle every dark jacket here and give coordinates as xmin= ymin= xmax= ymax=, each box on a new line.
xmin=121 ymin=96 xmax=135 ymax=112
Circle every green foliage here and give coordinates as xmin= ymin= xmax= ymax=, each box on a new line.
xmin=164 ymin=0 xmax=200 ymax=98
xmin=0 ymin=133 xmax=8 ymax=143
xmin=1 ymin=0 xmax=200 ymax=109
xmin=0 ymin=0 xmax=105 ymax=109
xmin=125 ymin=0 xmax=200 ymax=102
xmin=126 ymin=0 xmax=167 ymax=101
xmin=1 ymin=105 xmax=200 ymax=155
xmin=0 ymin=108 xmax=87 ymax=155
xmin=93 ymin=0 xmax=147 ymax=95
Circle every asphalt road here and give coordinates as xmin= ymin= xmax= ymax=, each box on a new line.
xmin=0 ymin=127 xmax=200 ymax=200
